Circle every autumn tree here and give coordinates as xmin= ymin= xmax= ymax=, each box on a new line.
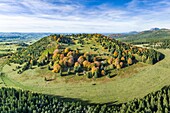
xmin=91 ymin=66 xmax=99 ymax=76
xmin=94 ymin=62 xmax=100 ymax=68
xmin=63 ymin=57 xmax=68 ymax=66
xmin=101 ymin=70 xmax=106 ymax=76
xmin=113 ymin=51 xmax=118 ymax=57
xmin=116 ymin=63 xmax=121 ymax=69
xmin=74 ymin=62 xmax=80 ymax=72
xmin=77 ymin=56 xmax=85 ymax=65
xmin=64 ymin=48 xmax=70 ymax=53
xmin=108 ymin=57 xmax=114 ymax=65
xmin=60 ymin=54 xmax=65 ymax=60
xmin=59 ymin=60 xmax=64 ymax=67
xmin=53 ymin=49 xmax=60 ymax=54
xmin=67 ymin=57 xmax=74 ymax=67
xmin=120 ymin=62 xmax=124 ymax=68
xmin=52 ymin=63 xmax=61 ymax=73
xmin=121 ymin=56 xmax=125 ymax=61
xmin=114 ymin=58 xmax=120 ymax=67
xmin=127 ymin=58 xmax=133 ymax=65
xmin=67 ymin=51 xmax=73 ymax=57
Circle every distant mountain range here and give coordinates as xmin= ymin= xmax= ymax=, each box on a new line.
xmin=108 ymin=28 xmax=166 ymax=38
xmin=115 ymin=28 xmax=170 ymax=44
xmin=0 ymin=28 xmax=169 ymax=43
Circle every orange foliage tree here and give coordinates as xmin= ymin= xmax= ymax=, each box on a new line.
xmin=77 ymin=56 xmax=85 ymax=64
xmin=120 ymin=62 xmax=124 ymax=68
xmin=63 ymin=57 xmax=68 ymax=66
xmin=67 ymin=51 xmax=73 ymax=57
xmin=114 ymin=58 xmax=120 ymax=67
xmin=94 ymin=61 xmax=101 ymax=67
xmin=60 ymin=54 xmax=65 ymax=60
xmin=67 ymin=57 xmax=74 ymax=67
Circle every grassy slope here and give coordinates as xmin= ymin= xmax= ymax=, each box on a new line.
xmin=1 ymin=49 xmax=170 ymax=104
xmin=118 ymin=29 xmax=170 ymax=43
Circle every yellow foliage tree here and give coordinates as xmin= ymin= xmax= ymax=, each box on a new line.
xmin=64 ymin=48 xmax=70 ymax=53
xmin=127 ymin=58 xmax=133 ymax=65
xmin=101 ymin=70 xmax=106 ymax=76
xmin=76 ymin=50 xmax=79 ymax=54
xmin=121 ymin=56 xmax=125 ymax=61
xmin=116 ymin=64 xmax=121 ymax=69
xmin=59 ymin=60 xmax=64 ymax=66
xmin=113 ymin=51 xmax=118 ymax=57
xmin=83 ymin=60 xmax=89 ymax=68
xmin=91 ymin=66 xmax=98 ymax=75
xmin=108 ymin=57 xmax=113 ymax=64
xmin=52 ymin=64 xmax=61 ymax=73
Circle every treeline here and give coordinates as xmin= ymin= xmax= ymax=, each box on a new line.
xmin=96 ymin=35 xmax=164 ymax=65
xmin=1 ymin=85 xmax=170 ymax=112
xmin=144 ymin=39 xmax=170 ymax=49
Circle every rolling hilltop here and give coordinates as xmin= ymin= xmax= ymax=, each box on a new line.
xmin=8 ymin=34 xmax=164 ymax=79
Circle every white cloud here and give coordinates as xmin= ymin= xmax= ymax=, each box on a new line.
xmin=0 ymin=0 xmax=170 ymax=33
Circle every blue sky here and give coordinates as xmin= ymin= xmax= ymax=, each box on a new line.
xmin=0 ymin=0 xmax=170 ymax=33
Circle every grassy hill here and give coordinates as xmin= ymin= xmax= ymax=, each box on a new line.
xmin=118 ymin=29 xmax=170 ymax=44
xmin=0 ymin=33 xmax=166 ymax=104
xmin=1 ymin=33 xmax=170 ymax=112
xmin=8 ymin=34 xmax=163 ymax=78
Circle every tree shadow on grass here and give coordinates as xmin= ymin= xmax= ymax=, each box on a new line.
xmin=47 ymin=94 xmax=119 ymax=106
xmin=110 ymin=74 xmax=117 ymax=78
